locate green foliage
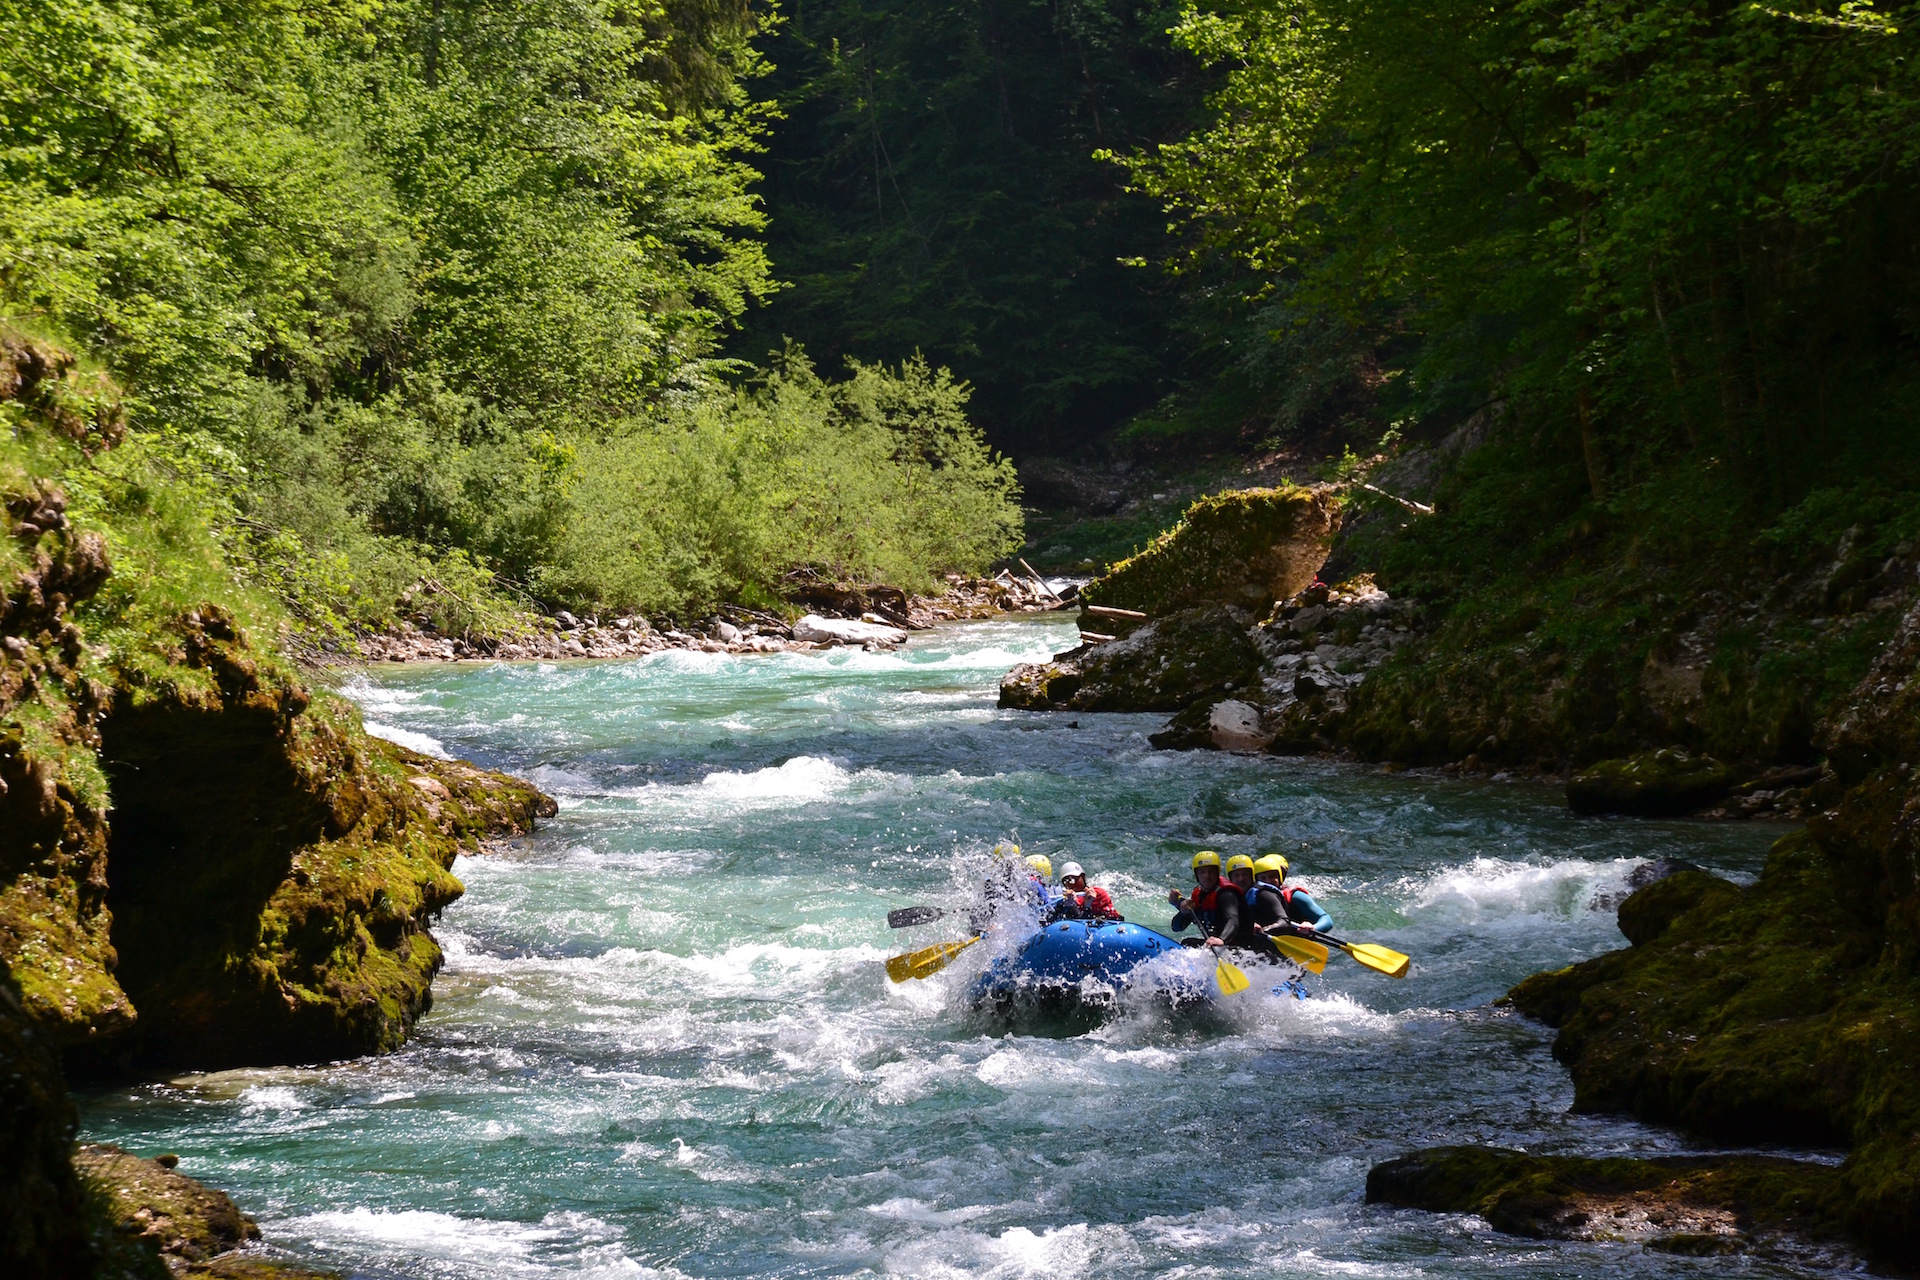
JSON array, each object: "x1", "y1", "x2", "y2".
[
  {"x1": 1119, "y1": 0, "x2": 1920, "y2": 503},
  {"x1": 738, "y1": 0, "x2": 1205, "y2": 450},
  {"x1": 541, "y1": 352, "x2": 1023, "y2": 615},
  {"x1": 2, "y1": 0, "x2": 1018, "y2": 632}
]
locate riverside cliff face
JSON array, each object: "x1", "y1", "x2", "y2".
[
  {"x1": 2, "y1": 330, "x2": 555, "y2": 1274},
  {"x1": 1496, "y1": 594, "x2": 1920, "y2": 1260}
]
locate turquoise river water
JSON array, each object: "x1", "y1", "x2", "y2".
[{"x1": 79, "y1": 617, "x2": 1844, "y2": 1278}]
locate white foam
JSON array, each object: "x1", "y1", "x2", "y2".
[
  {"x1": 283, "y1": 1206, "x2": 677, "y2": 1278},
  {"x1": 240, "y1": 1085, "x2": 309, "y2": 1112},
  {"x1": 695, "y1": 755, "x2": 852, "y2": 801},
  {"x1": 1401, "y1": 855, "x2": 1640, "y2": 925},
  {"x1": 360, "y1": 721, "x2": 450, "y2": 758},
  {"x1": 879, "y1": 1221, "x2": 1141, "y2": 1279}
]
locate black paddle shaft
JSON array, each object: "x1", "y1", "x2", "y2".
[{"x1": 887, "y1": 905, "x2": 946, "y2": 928}]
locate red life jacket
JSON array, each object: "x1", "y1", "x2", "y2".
[
  {"x1": 1188, "y1": 883, "x2": 1230, "y2": 929},
  {"x1": 1065, "y1": 886, "x2": 1117, "y2": 917}
]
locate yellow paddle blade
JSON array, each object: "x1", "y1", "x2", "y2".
[
  {"x1": 885, "y1": 936, "x2": 981, "y2": 983},
  {"x1": 1214, "y1": 955, "x2": 1251, "y2": 996},
  {"x1": 1338, "y1": 940, "x2": 1411, "y2": 979},
  {"x1": 1269, "y1": 935, "x2": 1329, "y2": 974}
]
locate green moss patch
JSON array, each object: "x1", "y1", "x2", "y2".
[{"x1": 1080, "y1": 486, "x2": 1339, "y2": 617}]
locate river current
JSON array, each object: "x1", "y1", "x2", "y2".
[{"x1": 79, "y1": 617, "x2": 1830, "y2": 1278}]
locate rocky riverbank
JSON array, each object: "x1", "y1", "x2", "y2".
[
  {"x1": 2, "y1": 331, "x2": 557, "y2": 1276},
  {"x1": 1008, "y1": 470, "x2": 1920, "y2": 1261},
  {"x1": 1366, "y1": 596, "x2": 1920, "y2": 1265},
  {"x1": 350, "y1": 570, "x2": 1065, "y2": 663}
]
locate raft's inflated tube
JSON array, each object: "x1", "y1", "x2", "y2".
[{"x1": 967, "y1": 919, "x2": 1213, "y2": 1010}]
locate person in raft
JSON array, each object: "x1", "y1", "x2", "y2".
[
  {"x1": 1247, "y1": 853, "x2": 1334, "y2": 940},
  {"x1": 1044, "y1": 861, "x2": 1123, "y2": 923},
  {"x1": 975, "y1": 843, "x2": 1052, "y2": 931},
  {"x1": 1023, "y1": 854, "x2": 1058, "y2": 908},
  {"x1": 1167, "y1": 851, "x2": 1244, "y2": 949}
]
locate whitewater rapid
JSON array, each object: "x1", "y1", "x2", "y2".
[{"x1": 79, "y1": 618, "x2": 1818, "y2": 1278}]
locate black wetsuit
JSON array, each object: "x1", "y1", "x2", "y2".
[{"x1": 1171, "y1": 883, "x2": 1243, "y2": 945}]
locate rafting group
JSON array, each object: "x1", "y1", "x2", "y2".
[{"x1": 884, "y1": 844, "x2": 1409, "y2": 1012}]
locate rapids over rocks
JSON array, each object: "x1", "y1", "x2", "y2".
[{"x1": 74, "y1": 617, "x2": 1825, "y2": 1278}]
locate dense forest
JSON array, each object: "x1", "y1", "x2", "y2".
[
  {"x1": 736, "y1": 0, "x2": 1206, "y2": 450},
  {"x1": 4, "y1": 0, "x2": 1023, "y2": 639},
  {"x1": 6, "y1": 0, "x2": 1919, "y2": 642}
]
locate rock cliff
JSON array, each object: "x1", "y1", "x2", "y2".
[
  {"x1": 2, "y1": 329, "x2": 556, "y2": 1274},
  {"x1": 1495, "y1": 596, "x2": 1920, "y2": 1261}
]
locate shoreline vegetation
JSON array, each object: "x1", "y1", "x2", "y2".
[{"x1": 5, "y1": 0, "x2": 1920, "y2": 1272}]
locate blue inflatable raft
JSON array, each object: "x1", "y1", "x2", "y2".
[{"x1": 967, "y1": 919, "x2": 1213, "y2": 1012}]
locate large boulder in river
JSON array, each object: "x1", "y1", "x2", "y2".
[
  {"x1": 1080, "y1": 485, "x2": 1340, "y2": 616},
  {"x1": 792, "y1": 614, "x2": 908, "y2": 648},
  {"x1": 1000, "y1": 605, "x2": 1260, "y2": 712},
  {"x1": 1566, "y1": 748, "x2": 1733, "y2": 816}
]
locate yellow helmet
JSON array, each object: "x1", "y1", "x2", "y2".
[
  {"x1": 1190, "y1": 850, "x2": 1222, "y2": 870},
  {"x1": 1254, "y1": 854, "x2": 1290, "y2": 878},
  {"x1": 1224, "y1": 854, "x2": 1256, "y2": 875},
  {"x1": 1024, "y1": 854, "x2": 1053, "y2": 880}
]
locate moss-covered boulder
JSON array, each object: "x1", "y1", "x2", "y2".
[
  {"x1": 75, "y1": 1144, "x2": 259, "y2": 1267},
  {"x1": 81, "y1": 607, "x2": 555, "y2": 1069},
  {"x1": 999, "y1": 606, "x2": 1261, "y2": 713},
  {"x1": 75, "y1": 1143, "x2": 339, "y2": 1278},
  {"x1": 1367, "y1": 1145, "x2": 1844, "y2": 1252},
  {"x1": 1615, "y1": 869, "x2": 1741, "y2": 947},
  {"x1": 1079, "y1": 486, "x2": 1339, "y2": 617},
  {"x1": 1566, "y1": 749, "x2": 1734, "y2": 816},
  {"x1": 3, "y1": 330, "x2": 557, "y2": 1072}
]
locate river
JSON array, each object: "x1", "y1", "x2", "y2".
[{"x1": 79, "y1": 616, "x2": 1828, "y2": 1278}]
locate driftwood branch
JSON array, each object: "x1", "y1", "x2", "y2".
[{"x1": 1360, "y1": 483, "x2": 1435, "y2": 515}]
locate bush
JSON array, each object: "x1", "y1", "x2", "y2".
[{"x1": 538, "y1": 352, "x2": 1023, "y2": 616}]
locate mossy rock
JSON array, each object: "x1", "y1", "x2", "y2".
[
  {"x1": 1566, "y1": 749, "x2": 1734, "y2": 816},
  {"x1": 75, "y1": 1144, "x2": 260, "y2": 1264},
  {"x1": 1617, "y1": 869, "x2": 1742, "y2": 946},
  {"x1": 0, "y1": 976, "x2": 94, "y2": 1271},
  {"x1": 999, "y1": 607, "x2": 1261, "y2": 714},
  {"x1": 1066, "y1": 606, "x2": 1261, "y2": 712},
  {"x1": 997, "y1": 658, "x2": 1085, "y2": 710},
  {"x1": 85, "y1": 630, "x2": 556, "y2": 1069},
  {"x1": 1080, "y1": 486, "x2": 1339, "y2": 617},
  {"x1": 1367, "y1": 1145, "x2": 1845, "y2": 1248},
  {"x1": 1504, "y1": 823, "x2": 1920, "y2": 1262}
]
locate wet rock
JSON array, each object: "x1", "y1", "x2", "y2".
[
  {"x1": 76, "y1": 1142, "x2": 261, "y2": 1264},
  {"x1": 792, "y1": 614, "x2": 908, "y2": 648},
  {"x1": 1502, "y1": 593, "x2": 1920, "y2": 1264},
  {"x1": 1567, "y1": 749, "x2": 1734, "y2": 816},
  {"x1": 1366, "y1": 1145, "x2": 1843, "y2": 1254},
  {"x1": 1614, "y1": 869, "x2": 1741, "y2": 947},
  {"x1": 1001, "y1": 606, "x2": 1259, "y2": 713},
  {"x1": 1206, "y1": 699, "x2": 1272, "y2": 752},
  {"x1": 1080, "y1": 485, "x2": 1340, "y2": 616}
]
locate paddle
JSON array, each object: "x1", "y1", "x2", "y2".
[
  {"x1": 886, "y1": 905, "x2": 946, "y2": 929},
  {"x1": 884, "y1": 935, "x2": 981, "y2": 983},
  {"x1": 1308, "y1": 931, "x2": 1411, "y2": 979},
  {"x1": 1267, "y1": 933, "x2": 1330, "y2": 975},
  {"x1": 1211, "y1": 950, "x2": 1252, "y2": 996}
]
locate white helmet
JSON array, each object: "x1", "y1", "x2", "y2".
[{"x1": 1058, "y1": 861, "x2": 1085, "y2": 880}]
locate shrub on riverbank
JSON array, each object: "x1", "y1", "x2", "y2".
[
  {"x1": 520, "y1": 354, "x2": 1022, "y2": 616},
  {"x1": 3, "y1": 0, "x2": 1018, "y2": 641}
]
